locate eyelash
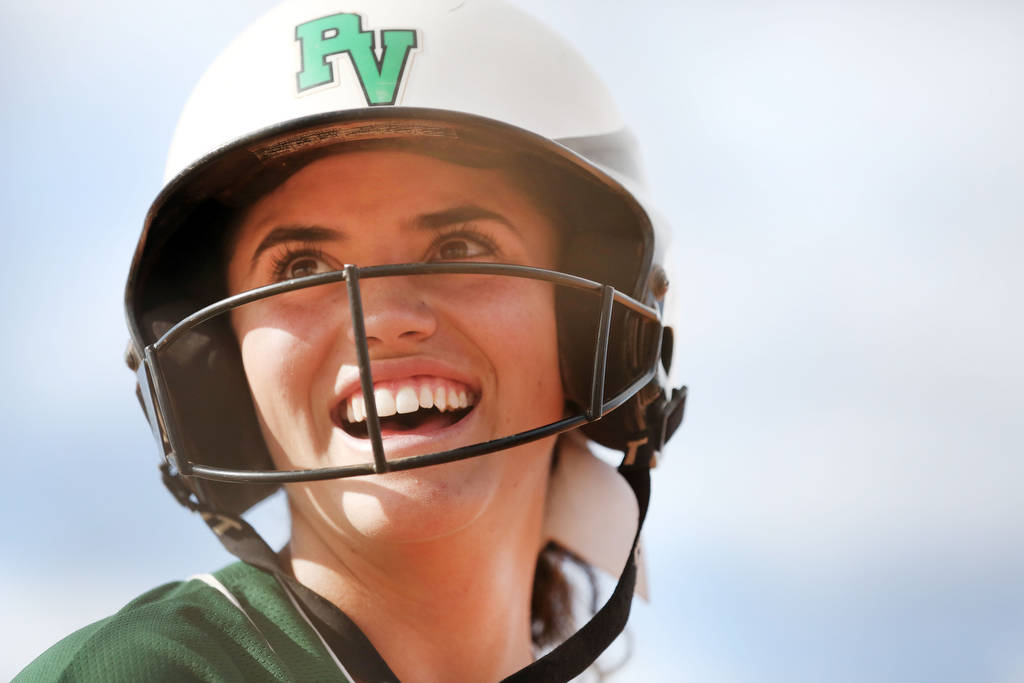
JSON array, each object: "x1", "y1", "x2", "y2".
[
  {"x1": 428, "y1": 224, "x2": 500, "y2": 261},
  {"x1": 265, "y1": 225, "x2": 502, "y2": 282},
  {"x1": 269, "y1": 244, "x2": 331, "y2": 282}
]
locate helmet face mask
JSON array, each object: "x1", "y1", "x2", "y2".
[{"x1": 141, "y1": 260, "x2": 663, "y2": 487}]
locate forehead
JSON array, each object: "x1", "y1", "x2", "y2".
[{"x1": 233, "y1": 149, "x2": 558, "y2": 240}]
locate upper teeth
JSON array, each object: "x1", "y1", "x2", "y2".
[{"x1": 344, "y1": 380, "x2": 475, "y2": 423}]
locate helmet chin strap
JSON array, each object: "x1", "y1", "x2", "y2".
[
  {"x1": 504, "y1": 381, "x2": 687, "y2": 679},
  {"x1": 504, "y1": 452, "x2": 652, "y2": 682},
  {"x1": 164, "y1": 463, "x2": 403, "y2": 681},
  {"x1": 543, "y1": 432, "x2": 649, "y2": 600}
]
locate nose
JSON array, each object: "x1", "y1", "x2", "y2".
[{"x1": 348, "y1": 276, "x2": 437, "y2": 346}]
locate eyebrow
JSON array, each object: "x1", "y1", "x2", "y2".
[
  {"x1": 415, "y1": 204, "x2": 519, "y2": 236},
  {"x1": 250, "y1": 225, "x2": 342, "y2": 267},
  {"x1": 247, "y1": 204, "x2": 519, "y2": 269}
]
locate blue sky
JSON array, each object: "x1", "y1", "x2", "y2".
[{"x1": 2, "y1": 1, "x2": 1022, "y2": 680}]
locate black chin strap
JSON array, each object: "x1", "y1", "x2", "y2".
[
  {"x1": 502, "y1": 457, "x2": 652, "y2": 682},
  {"x1": 165, "y1": 438, "x2": 658, "y2": 683},
  {"x1": 164, "y1": 465, "x2": 400, "y2": 682}
]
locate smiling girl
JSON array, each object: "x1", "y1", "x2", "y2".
[{"x1": 17, "y1": 1, "x2": 685, "y2": 681}]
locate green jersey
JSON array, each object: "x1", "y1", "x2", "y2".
[{"x1": 15, "y1": 562, "x2": 354, "y2": 682}]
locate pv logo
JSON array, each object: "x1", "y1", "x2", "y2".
[{"x1": 296, "y1": 13, "x2": 417, "y2": 106}]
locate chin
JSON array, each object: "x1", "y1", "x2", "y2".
[
  {"x1": 287, "y1": 439, "x2": 554, "y2": 545},
  {"x1": 287, "y1": 453, "x2": 502, "y2": 544}
]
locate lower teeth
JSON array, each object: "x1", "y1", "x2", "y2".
[{"x1": 343, "y1": 406, "x2": 472, "y2": 438}]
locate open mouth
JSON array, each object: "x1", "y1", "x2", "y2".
[{"x1": 334, "y1": 377, "x2": 477, "y2": 438}]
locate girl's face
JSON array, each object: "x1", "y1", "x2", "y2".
[{"x1": 227, "y1": 150, "x2": 564, "y2": 543}]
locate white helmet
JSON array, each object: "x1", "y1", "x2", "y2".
[{"x1": 125, "y1": 0, "x2": 685, "y2": 677}]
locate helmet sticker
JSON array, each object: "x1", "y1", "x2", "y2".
[{"x1": 295, "y1": 13, "x2": 417, "y2": 106}]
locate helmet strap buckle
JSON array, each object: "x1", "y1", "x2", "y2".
[
  {"x1": 621, "y1": 385, "x2": 688, "y2": 469},
  {"x1": 653, "y1": 385, "x2": 688, "y2": 452}
]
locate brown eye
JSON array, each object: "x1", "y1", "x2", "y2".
[
  {"x1": 438, "y1": 239, "x2": 470, "y2": 260},
  {"x1": 430, "y1": 232, "x2": 495, "y2": 262},
  {"x1": 288, "y1": 257, "x2": 327, "y2": 278}
]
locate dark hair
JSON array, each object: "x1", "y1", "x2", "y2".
[{"x1": 532, "y1": 540, "x2": 597, "y2": 650}]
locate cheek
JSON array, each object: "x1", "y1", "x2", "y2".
[
  {"x1": 239, "y1": 327, "x2": 303, "y2": 397},
  {"x1": 458, "y1": 279, "x2": 563, "y2": 424},
  {"x1": 233, "y1": 308, "x2": 335, "y2": 450}
]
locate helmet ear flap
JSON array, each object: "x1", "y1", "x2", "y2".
[
  {"x1": 557, "y1": 287, "x2": 648, "y2": 450},
  {"x1": 545, "y1": 189, "x2": 665, "y2": 452},
  {"x1": 142, "y1": 302, "x2": 278, "y2": 516},
  {"x1": 555, "y1": 275, "x2": 665, "y2": 453}
]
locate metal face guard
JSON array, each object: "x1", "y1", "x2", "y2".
[{"x1": 138, "y1": 262, "x2": 662, "y2": 485}]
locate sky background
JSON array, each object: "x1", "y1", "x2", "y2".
[{"x1": 2, "y1": 0, "x2": 1022, "y2": 681}]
